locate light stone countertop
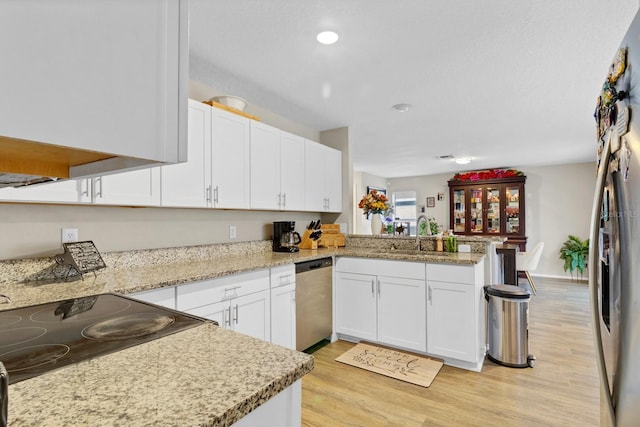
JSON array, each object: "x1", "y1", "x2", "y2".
[{"x1": 0, "y1": 237, "x2": 486, "y2": 426}]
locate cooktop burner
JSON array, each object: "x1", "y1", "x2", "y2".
[{"x1": 0, "y1": 293, "x2": 205, "y2": 384}]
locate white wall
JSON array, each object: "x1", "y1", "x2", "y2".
[
  {"x1": 0, "y1": 203, "x2": 319, "y2": 260},
  {"x1": 353, "y1": 172, "x2": 388, "y2": 234},
  {"x1": 385, "y1": 163, "x2": 596, "y2": 278},
  {"x1": 519, "y1": 162, "x2": 595, "y2": 279}
]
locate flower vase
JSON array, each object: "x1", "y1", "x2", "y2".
[{"x1": 370, "y1": 214, "x2": 382, "y2": 235}]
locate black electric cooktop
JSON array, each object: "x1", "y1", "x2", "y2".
[{"x1": 0, "y1": 293, "x2": 206, "y2": 384}]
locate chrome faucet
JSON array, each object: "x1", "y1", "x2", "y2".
[{"x1": 416, "y1": 214, "x2": 431, "y2": 248}]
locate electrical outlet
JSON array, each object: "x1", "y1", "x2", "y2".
[
  {"x1": 61, "y1": 228, "x2": 79, "y2": 243},
  {"x1": 229, "y1": 225, "x2": 237, "y2": 239}
]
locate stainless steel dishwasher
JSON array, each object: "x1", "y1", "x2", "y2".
[{"x1": 295, "y1": 257, "x2": 333, "y2": 352}]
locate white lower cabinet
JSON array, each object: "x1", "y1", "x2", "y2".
[
  {"x1": 335, "y1": 258, "x2": 426, "y2": 353},
  {"x1": 232, "y1": 380, "x2": 301, "y2": 427},
  {"x1": 129, "y1": 286, "x2": 176, "y2": 310},
  {"x1": 426, "y1": 260, "x2": 486, "y2": 371},
  {"x1": 270, "y1": 265, "x2": 296, "y2": 350},
  {"x1": 176, "y1": 270, "x2": 271, "y2": 342}
]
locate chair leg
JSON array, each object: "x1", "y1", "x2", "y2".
[{"x1": 525, "y1": 271, "x2": 537, "y2": 295}]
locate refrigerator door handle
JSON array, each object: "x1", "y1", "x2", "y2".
[{"x1": 589, "y1": 132, "x2": 615, "y2": 426}]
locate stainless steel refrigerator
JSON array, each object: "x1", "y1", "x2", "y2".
[{"x1": 590, "y1": 10, "x2": 640, "y2": 427}]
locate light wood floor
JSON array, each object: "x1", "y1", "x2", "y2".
[{"x1": 301, "y1": 277, "x2": 599, "y2": 427}]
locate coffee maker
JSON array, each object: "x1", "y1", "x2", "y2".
[{"x1": 273, "y1": 221, "x2": 301, "y2": 252}]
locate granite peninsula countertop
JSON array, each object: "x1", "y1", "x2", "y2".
[{"x1": 0, "y1": 237, "x2": 487, "y2": 426}]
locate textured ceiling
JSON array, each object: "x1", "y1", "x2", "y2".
[{"x1": 189, "y1": 0, "x2": 639, "y2": 178}]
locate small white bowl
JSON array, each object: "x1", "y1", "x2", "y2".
[{"x1": 210, "y1": 95, "x2": 247, "y2": 111}]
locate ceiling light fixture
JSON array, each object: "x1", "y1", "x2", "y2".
[
  {"x1": 391, "y1": 103, "x2": 412, "y2": 112},
  {"x1": 317, "y1": 31, "x2": 339, "y2": 45},
  {"x1": 455, "y1": 157, "x2": 472, "y2": 165}
]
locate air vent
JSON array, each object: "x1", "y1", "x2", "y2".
[{"x1": 437, "y1": 155, "x2": 455, "y2": 160}]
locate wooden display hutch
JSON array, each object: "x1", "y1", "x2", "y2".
[{"x1": 448, "y1": 172, "x2": 527, "y2": 250}]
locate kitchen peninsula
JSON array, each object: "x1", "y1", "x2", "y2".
[{"x1": 0, "y1": 236, "x2": 490, "y2": 425}]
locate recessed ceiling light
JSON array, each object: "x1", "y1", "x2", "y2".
[
  {"x1": 317, "y1": 31, "x2": 339, "y2": 45},
  {"x1": 391, "y1": 103, "x2": 412, "y2": 112},
  {"x1": 455, "y1": 157, "x2": 472, "y2": 165}
]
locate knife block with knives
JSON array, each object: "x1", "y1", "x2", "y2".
[{"x1": 299, "y1": 220, "x2": 322, "y2": 250}]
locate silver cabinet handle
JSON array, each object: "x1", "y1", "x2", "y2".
[
  {"x1": 277, "y1": 193, "x2": 282, "y2": 208},
  {"x1": 428, "y1": 286, "x2": 432, "y2": 304},
  {"x1": 282, "y1": 193, "x2": 286, "y2": 208},
  {"x1": 371, "y1": 279, "x2": 375, "y2": 295},
  {"x1": 377, "y1": 279, "x2": 381, "y2": 296},
  {"x1": 206, "y1": 185, "x2": 212, "y2": 203},
  {"x1": 95, "y1": 177, "x2": 103, "y2": 198},
  {"x1": 213, "y1": 186, "x2": 219, "y2": 204},
  {"x1": 234, "y1": 304, "x2": 239, "y2": 324},
  {"x1": 225, "y1": 306, "x2": 231, "y2": 327},
  {"x1": 81, "y1": 179, "x2": 90, "y2": 197}
]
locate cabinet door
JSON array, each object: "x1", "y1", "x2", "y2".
[
  {"x1": 233, "y1": 289, "x2": 271, "y2": 342},
  {"x1": 250, "y1": 121, "x2": 281, "y2": 210},
  {"x1": 161, "y1": 99, "x2": 211, "y2": 208},
  {"x1": 505, "y1": 183, "x2": 523, "y2": 235},
  {"x1": 93, "y1": 167, "x2": 161, "y2": 206},
  {"x1": 211, "y1": 107, "x2": 250, "y2": 209},
  {"x1": 0, "y1": 179, "x2": 91, "y2": 203},
  {"x1": 304, "y1": 140, "x2": 326, "y2": 211},
  {"x1": 279, "y1": 131, "x2": 306, "y2": 211},
  {"x1": 469, "y1": 186, "x2": 484, "y2": 233},
  {"x1": 271, "y1": 283, "x2": 296, "y2": 350},
  {"x1": 485, "y1": 185, "x2": 501, "y2": 234},
  {"x1": 324, "y1": 146, "x2": 342, "y2": 212},
  {"x1": 377, "y1": 276, "x2": 427, "y2": 352},
  {"x1": 334, "y1": 272, "x2": 377, "y2": 341},
  {"x1": 451, "y1": 188, "x2": 466, "y2": 233},
  {"x1": 427, "y1": 281, "x2": 476, "y2": 362},
  {"x1": 185, "y1": 300, "x2": 228, "y2": 328},
  {"x1": 1, "y1": 0, "x2": 188, "y2": 166}
]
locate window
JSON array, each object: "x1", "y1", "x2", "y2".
[{"x1": 392, "y1": 191, "x2": 417, "y2": 235}]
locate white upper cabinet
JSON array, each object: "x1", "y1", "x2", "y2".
[
  {"x1": 0, "y1": 0, "x2": 189, "y2": 177},
  {"x1": 161, "y1": 100, "x2": 212, "y2": 208},
  {"x1": 0, "y1": 179, "x2": 91, "y2": 203},
  {"x1": 279, "y1": 131, "x2": 306, "y2": 211},
  {"x1": 250, "y1": 121, "x2": 282, "y2": 210},
  {"x1": 92, "y1": 167, "x2": 161, "y2": 206},
  {"x1": 324, "y1": 145, "x2": 343, "y2": 212},
  {"x1": 250, "y1": 124, "x2": 305, "y2": 211},
  {"x1": 211, "y1": 107, "x2": 251, "y2": 209},
  {"x1": 304, "y1": 140, "x2": 342, "y2": 212}
]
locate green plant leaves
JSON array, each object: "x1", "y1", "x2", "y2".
[{"x1": 559, "y1": 235, "x2": 589, "y2": 276}]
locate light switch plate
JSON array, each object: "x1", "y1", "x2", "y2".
[{"x1": 458, "y1": 244, "x2": 471, "y2": 253}]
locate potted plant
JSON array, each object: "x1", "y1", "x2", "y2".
[{"x1": 559, "y1": 235, "x2": 590, "y2": 280}]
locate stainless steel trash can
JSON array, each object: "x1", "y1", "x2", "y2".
[{"x1": 485, "y1": 284, "x2": 535, "y2": 368}]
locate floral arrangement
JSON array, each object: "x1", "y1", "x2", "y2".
[
  {"x1": 451, "y1": 169, "x2": 523, "y2": 182},
  {"x1": 359, "y1": 190, "x2": 391, "y2": 216}
]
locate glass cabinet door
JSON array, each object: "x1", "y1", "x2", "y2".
[
  {"x1": 486, "y1": 186, "x2": 501, "y2": 234},
  {"x1": 470, "y1": 187, "x2": 483, "y2": 233},
  {"x1": 452, "y1": 189, "x2": 466, "y2": 232},
  {"x1": 505, "y1": 185, "x2": 521, "y2": 234}
]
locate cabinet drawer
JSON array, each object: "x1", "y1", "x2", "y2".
[
  {"x1": 336, "y1": 257, "x2": 425, "y2": 280},
  {"x1": 426, "y1": 263, "x2": 480, "y2": 284},
  {"x1": 130, "y1": 286, "x2": 176, "y2": 310},
  {"x1": 270, "y1": 264, "x2": 296, "y2": 288},
  {"x1": 177, "y1": 270, "x2": 269, "y2": 311}
]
